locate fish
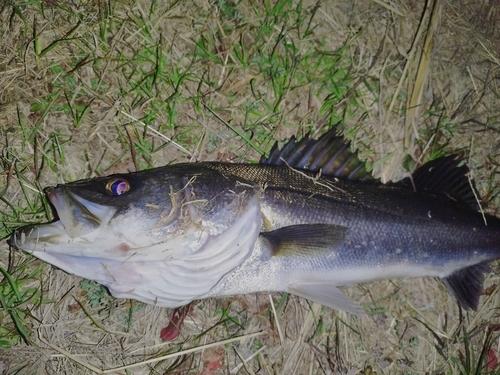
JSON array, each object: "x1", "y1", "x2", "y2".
[{"x1": 11, "y1": 128, "x2": 500, "y2": 315}]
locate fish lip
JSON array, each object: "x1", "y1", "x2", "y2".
[{"x1": 10, "y1": 220, "x2": 67, "y2": 253}]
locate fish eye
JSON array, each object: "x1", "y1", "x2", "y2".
[{"x1": 106, "y1": 179, "x2": 130, "y2": 196}]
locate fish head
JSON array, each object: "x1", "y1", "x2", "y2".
[
  {"x1": 11, "y1": 165, "x2": 263, "y2": 306},
  {"x1": 12, "y1": 169, "x2": 191, "y2": 261}
]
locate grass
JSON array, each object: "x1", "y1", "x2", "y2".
[{"x1": 1, "y1": 0, "x2": 500, "y2": 374}]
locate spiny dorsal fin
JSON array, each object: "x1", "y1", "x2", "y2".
[
  {"x1": 260, "y1": 127, "x2": 374, "y2": 181},
  {"x1": 400, "y1": 155, "x2": 481, "y2": 211},
  {"x1": 441, "y1": 262, "x2": 490, "y2": 310},
  {"x1": 260, "y1": 224, "x2": 347, "y2": 257}
]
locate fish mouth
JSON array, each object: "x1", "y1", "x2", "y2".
[
  {"x1": 45, "y1": 186, "x2": 107, "y2": 238},
  {"x1": 12, "y1": 186, "x2": 117, "y2": 251}
]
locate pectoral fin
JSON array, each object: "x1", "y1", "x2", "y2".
[
  {"x1": 289, "y1": 281, "x2": 364, "y2": 316},
  {"x1": 261, "y1": 224, "x2": 358, "y2": 314},
  {"x1": 260, "y1": 224, "x2": 347, "y2": 257}
]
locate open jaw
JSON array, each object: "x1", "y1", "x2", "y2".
[
  {"x1": 44, "y1": 186, "x2": 117, "y2": 238},
  {"x1": 12, "y1": 186, "x2": 118, "y2": 254}
]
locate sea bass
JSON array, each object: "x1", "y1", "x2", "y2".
[{"x1": 12, "y1": 129, "x2": 500, "y2": 314}]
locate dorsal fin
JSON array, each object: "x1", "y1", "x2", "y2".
[
  {"x1": 260, "y1": 127, "x2": 374, "y2": 181},
  {"x1": 399, "y1": 155, "x2": 481, "y2": 211}
]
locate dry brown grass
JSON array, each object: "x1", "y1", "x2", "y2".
[{"x1": 1, "y1": 0, "x2": 500, "y2": 374}]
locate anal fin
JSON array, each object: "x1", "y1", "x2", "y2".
[
  {"x1": 441, "y1": 262, "x2": 491, "y2": 310},
  {"x1": 289, "y1": 281, "x2": 364, "y2": 316}
]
